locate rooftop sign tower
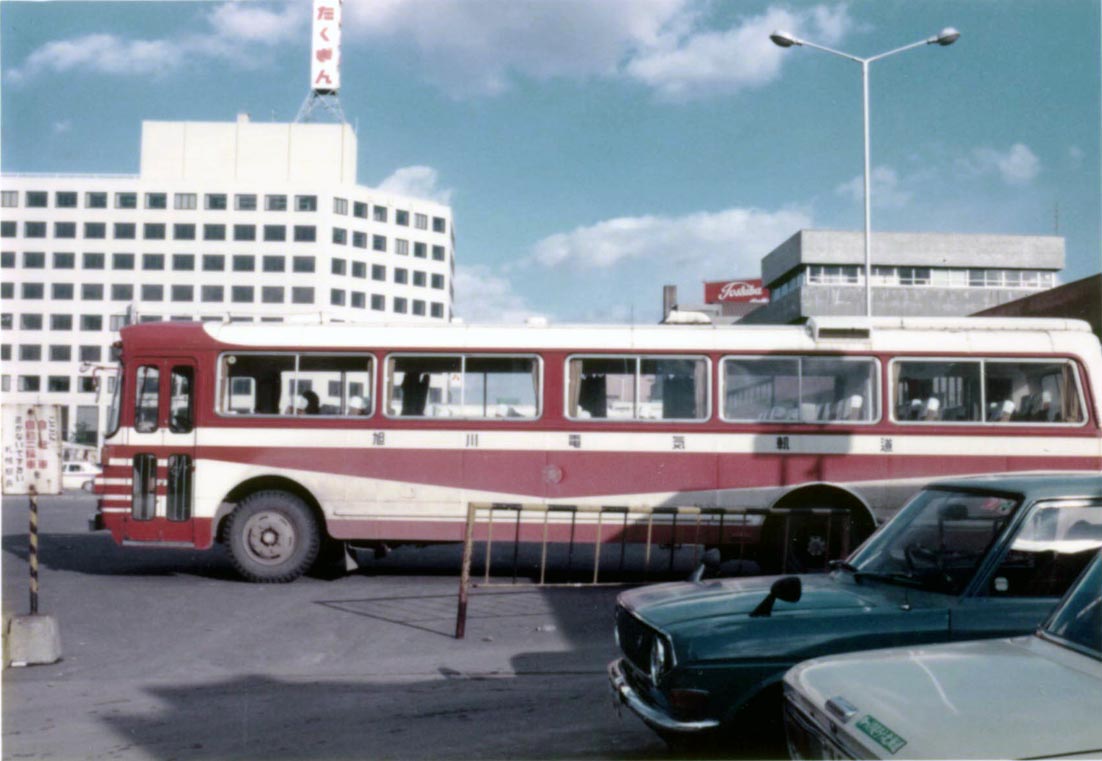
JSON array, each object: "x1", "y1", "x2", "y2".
[{"x1": 295, "y1": 0, "x2": 346, "y2": 123}]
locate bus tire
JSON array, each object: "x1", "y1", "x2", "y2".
[{"x1": 226, "y1": 490, "x2": 320, "y2": 583}]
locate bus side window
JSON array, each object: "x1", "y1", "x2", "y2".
[
  {"x1": 893, "y1": 361, "x2": 981, "y2": 423},
  {"x1": 984, "y1": 360, "x2": 1084, "y2": 424},
  {"x1": 134, "y1": 365, "x2": 159, "y2": 433},
  {"x1": 170, "y1": 366, "x2": 194, "y2": 433},
  {"x1": 220, "y1": 354, "x2": 295, "y2": 415}
]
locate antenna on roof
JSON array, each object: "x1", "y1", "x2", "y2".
[{"x1": 295, "y1": 0, "x2": 347, "y2": 124}]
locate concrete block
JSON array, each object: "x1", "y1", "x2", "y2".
[{"x1": 5, "y1": 614, "x2": 62, "y2": 667}]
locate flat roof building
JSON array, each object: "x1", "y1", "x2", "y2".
[
  {"x1": 742, "y1": 229, "x2": 1063, "y2": 324},
  {"x1": 1, "y1": 115, "x2": 456, "y2": 448}
]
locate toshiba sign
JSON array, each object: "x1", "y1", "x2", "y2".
[{"x1": 704, "y1": 279, "x2": 769, "y2": 303}]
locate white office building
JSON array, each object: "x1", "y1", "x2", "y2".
[{"x1": 1, "y1": 115, "x2": 456, "y2": 447}]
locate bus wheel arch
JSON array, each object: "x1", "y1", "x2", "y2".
[
  {"x1": 759, "y1": 483, "x2": 877, "y2": 574},
  {"x1": 218, "y1": 477, "x2": 327, "y2": 583}
]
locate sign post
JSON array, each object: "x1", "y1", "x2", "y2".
[{"x1": 2, "y1": 404, "x2": 63, "y2": 667}]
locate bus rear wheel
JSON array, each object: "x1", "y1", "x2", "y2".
[{"x1": 227, "y1": 491, "x2": 320, "y2": 583}]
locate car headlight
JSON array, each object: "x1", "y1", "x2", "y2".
[{"x1": 649, "y1": 636, "x2": 669, "y2": 684}]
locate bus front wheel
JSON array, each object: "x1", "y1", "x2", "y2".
[{"x1": 226, "y1": 491, "x2": 320, "y2": 583}]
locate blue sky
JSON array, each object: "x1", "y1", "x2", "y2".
[{"x1": 2, "y1": 0, "x2": 1099, "y2": 323}]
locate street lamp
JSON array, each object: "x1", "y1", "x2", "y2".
[{"x1": 770, "y1": 27, "x2": 959, "y2": 317}]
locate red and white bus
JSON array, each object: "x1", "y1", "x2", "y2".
[{"x1": 91, "y1": 316, "x2": 1102, "y2": 581}]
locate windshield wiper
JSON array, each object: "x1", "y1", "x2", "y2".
[{"x1": 830, "y1": 559, "x2": 859, "y2": 574}]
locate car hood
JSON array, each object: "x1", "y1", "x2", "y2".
[
  {"x1": 618, "y1": 573, "x2": 887, "y2": 631},
  {"x1": 786, "y1": 635, "x2": 1102, "y2": 759}
]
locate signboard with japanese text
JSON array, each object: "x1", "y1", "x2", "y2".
[
  {"x1": 311, "y1": 0, "x2": 342, "y2": 93},
  {"x1": 703, "y1": 278, "x2": 769, "y2": 304},
  {"x1": 2, "y1": 405, "x2": 62, "y2": 495}
]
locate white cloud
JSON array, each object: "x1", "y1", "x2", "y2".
[
  {"x1": 835, "y1": 165, "x2": 912, "y2": 209},
  {"x1": 52, "y1": 120, "x2": 72, "y2": 134},
  {"x1": 530, "y1": 206, "x2": 811, "y2": 272},
  {"x1": 453, "y1": 264, "x2": 546, "y2": 324},
  {"x1": 343, "y1": 0, "x2": 689, "y2": 97},
  {"x1": 1068, "y1": 145, "x2": 1084, "y2": 167},
  {"x1": 376, "y1": 166, "x2": 453, "y2": 205},
  {"x1": 6, "y1": 2, "x2": 306, "y2": 83},
  {"x1": 625, "y1": 4, "x2": 854, "y2": 101},
  {"x1": 959, "y1": 143, "x2": 1041, "y2": 186}
]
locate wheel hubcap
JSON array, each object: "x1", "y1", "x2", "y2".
[{"x1": 242, "y1": 512, "x2": 296, "y2": 565}]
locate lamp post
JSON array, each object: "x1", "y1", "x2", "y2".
[{"x1": 770, "y1": 28, "x2": 959, "y2": 317}]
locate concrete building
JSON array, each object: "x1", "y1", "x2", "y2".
[
  {"x1": 742, "y1": 229, "x2": 1062, "y2": 324},
  {"x1": 1, "y1": 115, "x2": 456, "y2": 447}
]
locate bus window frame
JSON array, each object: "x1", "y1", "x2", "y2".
[
  {"x1": 382, "y1": 352, "x2": 544, "y2": 422},
  {"x1": 214, "y1": 350, "x2": 377, "y2": 419},
  {"x1": 889, "y1": 356, "x2": 1090, "y2": 428},
  {"x1": 563, "y1": 353, "x2": 713, "y2": 424},
  {"x1": 717, "y1": 354, "x2": 882, "y2": 425}
]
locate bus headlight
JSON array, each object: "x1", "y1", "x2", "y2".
[{"x1": 649, "y1": 636, "x2": 670, "y2": 684}]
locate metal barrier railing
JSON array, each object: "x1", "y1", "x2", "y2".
[{"x1": 454, "y1": 501, "x2": 854, "y2": 638}]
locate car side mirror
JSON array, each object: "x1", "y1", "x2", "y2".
[{"x1": 750, "y1": 576, "x2": 802, "y2": 618}]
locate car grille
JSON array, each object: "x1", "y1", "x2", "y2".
[
  {"x1": 784, "y1": 696, "x2": 856, "y2": 760},
  {"x1": 615, "y1": 605, "x2": 657, "y2": 674}
]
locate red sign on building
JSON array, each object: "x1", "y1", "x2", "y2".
[{"x1": 703, "y1": 279, "x2": 769, "y2": 304}]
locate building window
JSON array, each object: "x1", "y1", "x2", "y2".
[
  {"x1": 172, "y1": 254, "x2": 195, "y2": 271},
  {"x1": 51, "y1": 283, "x2": 74, "y2": 300},
  {"x1": 262, "y1": 255, "x2": 285, "y2": 272},
  {"x1": 351, "y1": 291, "x2": 365, "y2": 309},
  {"x1": 331, "y1": 258, "x2": 347, "y2": 276},
  {"x1": 206, "y1": 193, "x2": 228, "y2": 210},
  {"x1": 432, "y1": 217, "x2": 446, "y2": 234},
  {"x1": 414, "y1": 213, "x2": 428, "y2": 230},
  {"x1": 333, "y1": 197, "x2": 348, "y2": 215},
  {"x1": 174, "y1": 223, "x2": 196, "y2": 241},
  {"x1": 413, "y1": 242, "x2": 427, "y2": 258},
  {"x1": 0, "y1": 221, "x2": 16, "y2": 238},
  {"x1": 83, "y1": 252, "x2": 105, "y2": 269},
  {"x1": 19, "y1": 376, "x2": 41, "y2": 392},
  {"x1": 174, "y1": 193, "x2": 197, "y2": 210},
  {"x1": 353, "y1": 201, "x2": 368, "y2": 219},
  {"x1": 116, "y1": 192, "x2": 137, "y2": 209},
  {"x1": 24, "y1": 251, "x2": 46, "y2": 268},
  {"x1": 21, "y1": 314, "x2": 43, "y2": 330},
  {"x1": 23, "y1": 283, "x2": 46, "y2": 299},
  {"x1": 171, "y1": 285, "x2": 194, "y2": 302},
  {"x1": 142, "y1": 284, "x2": 164, "y2": 301},
  {"x1": 395, "y1": 239, "x2": 409, "y2": 256},
  {"x1": 48, "y1": 376, "x2": 71, "y2": 393},
  {"x1": 20, "y1": 345, "x2": 42, "y2": 361},
  {"x1": 295, "y1": 195, "x2": 317, "y2": 212},
  {"x1": 109, "y1": 312, "x2": 127, "y2": 331},
  {"x1": 233, "y1": 255, "x2": 255, "y2": 272},
  {"x1": 54, "y1": 191, "x2": 77, "y2": 208},
  {"x1": 233, "y1": 224, "x2": 256, "y2": 242},
  {"x1": 352, "y1": 231, "x2": 367, "y2": 249},
  {"x1": 394, "y1": 268, "x2": 408, "y2": 285},
  {"x1": 112, "y1": 253, "x2": 135, "y2": 270},
  {"x1": 372, "y1": 235, "x2": 387, "y2": 252},
  {"x1": 293, "y1": 225, "x2": 316, "y2": 242},
  {"x1": 0, "y1": 252, "x2": 12, "y2": 268},
  {"x1": 49, "y1": 345, "x2": 71, "y2": 361},
  {"x1": 113, "y1": 222, "x2": 136, "y2": 240},
  {"x1": 235, "y1": 194, "x2": 257, "y2": 211},
  {"x1": 86, "y1": 192, "x2": 108, "y2": 209},
  {"x1": 25, "y1": 222, "x2": 47, "y2": 238},
  {"x1": 330, "y1": 289, "x2": 346, "y2": 306},
  {"x1": 145, "y1": 192, "x2": 167, "y2": 210},
  {"x1": 142, "y1": 253, "x2": 165, "y2": 270},
  {"x1": 202, "y1": 254, "x2": 225, "y2": 272},
  {"x1": 373, "y1": 206, "x2": 388, "y2": 222},
  {"x1": 79, "y1": 377, "x2": 97, "y2": 393},
  {"x1": 79, "y1": 345, "x2": 101, "y2": 362},
  {"x1": 352, "y1": 261, "x2": 367, "y2": 279},
  {"x1": 394, "y1": 297, "x2": 408, "y2": 314},
  {"x1": 431, "y1": 302, "x2": 444, "y2": 319},
  {"x1": 203, "y1": 223, "x2": 226, "y2": 241},
  {"x1": 201, "y1": 285, "x2": 224, "y2": 302},
  {"x1": 1, "y1": 190, "x2": 18, "y2": 207},
  {"x1": 291, "y1": 287, "x2": 314, "y2": 304},
  {"x1": 431, "y1": 273, "x2": 445, "y2": 289},
  {"x1": 54, "y1": 222, "x2": 77, "y2": 239},
  {"x1": 332, "y1": 227, "x2": 347, "y2": 245},
  {"x1": 265, "y1": 194, "x2": 287, "y2": 211},
  {"x1": 80, "y1": 314, "x2": 103, "y2": 331},
  {"x1": 232, "y1": 286, "x2": 254, "y2": 303},
  {"x1": 371, "y1": 264, "x2": 385, "y2": 281},
  {"x1": 84, "y1": 222, "x2": 106, "y2": 239},
  {"x1": 53, "y1": 252, "x2": 76, "y2": 269},
  {"x1": 263, "y1": 225, "x2": 286, "y2": 242},
  {"x1": 371, "y1": 294, "x2": 385, "y2": 311},
  {"x1": 262, "y1": 286, "x2": 284, "y2": 304},
  {"x1": 413, "y1": 271, "x2": 426, "y2": 287},
  {"x1": 292, "y1": 256, "x2": 315, "y2": 273},
  {"x1": 111, "y1": 284, "x2": 134, "y2": 301},
  {"x1": 26, "y1": 191, "x2": 48, "y2": 208},
  {"x1": 52, "y1": 315, "x2": 73, "y2": 330},
  {"x1": 412, "y1": 300, "x2": 426, "y2": 316},
  {"x1": 396, "y1": 210, "x2": 409, "y2": 226}
]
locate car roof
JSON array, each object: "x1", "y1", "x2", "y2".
[{"x1": 927, "y1": 472, "x2": 1102, "y2": 501}]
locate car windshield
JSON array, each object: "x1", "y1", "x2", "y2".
[
  {"x1": 1042, "y1": 551, "x2": 1102, "y2": 659},
  {"x1": 848, "y1": 487, "x2": 1019, "y2": 594}
]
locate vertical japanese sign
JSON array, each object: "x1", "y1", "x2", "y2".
[
  {"x1": 2, "y1": 405, "x2": 62, "y2": 495},
  {"x1": 311, "y1": 0, "x2": 342, "y2": 93}
]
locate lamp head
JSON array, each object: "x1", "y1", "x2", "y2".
[
  {"x1": 933, "y1": 27, "x2": 960, "y2": 46},
  {"x1": 770, "y1": 30, "x2": 801, "y2": 48}
]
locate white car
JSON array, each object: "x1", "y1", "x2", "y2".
[
  {"x1": 62, "y1": 461, "x2": 101, "y2": 491},
  {"x1": 783, "y1": 550, "x2": 1102, "y2": 760}
]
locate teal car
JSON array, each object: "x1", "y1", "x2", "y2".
[{"x1": 609, "y1": 473, "x2": 1102, "y2": 746}]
